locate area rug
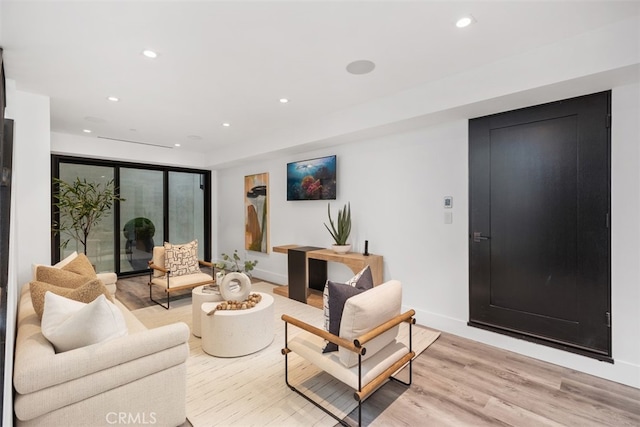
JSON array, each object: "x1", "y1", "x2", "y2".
[{"x1": 132, "y1": 282, "x2": 441, "y2": 426}]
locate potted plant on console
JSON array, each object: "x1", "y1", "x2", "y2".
[{"x1": 324, "y1": 202, "x2": 351, "y2": 254}]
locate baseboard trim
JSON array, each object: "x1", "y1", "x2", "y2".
[{"x1": 409, "y1": 306, "x2": 640, "y2": 389}]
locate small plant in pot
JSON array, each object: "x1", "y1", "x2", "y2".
[
  {"x1": 324, "y1": 202, "x2": 351, "y2": 254},
  {"x1": 214, "y1": 249, "x2": 258, "y2": 278}
]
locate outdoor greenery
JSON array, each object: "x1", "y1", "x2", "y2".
[{"x1": 53, "y1": 177, "x2": 125, "y2": 255}]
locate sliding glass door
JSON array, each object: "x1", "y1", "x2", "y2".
[
  {"x1": 53, "y1": 156, "x2": 211, "y2": 276},
  {"x1": 58, "y1": 163, "x2": 115, "y2": 273},
  {"x1": 168, "y1": 171, "x2": 206, "y2": 259},
  {"x1": 120, "y1": 168, "x2": 164, "y2": 273}
]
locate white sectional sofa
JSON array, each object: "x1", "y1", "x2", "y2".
[{"x1": 13, "y1": 266, "x2": 190, "y2": 426}]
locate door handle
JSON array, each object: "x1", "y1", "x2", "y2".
[{"x1": 473, "y1": 232, "x2": 491, "y2": 243}]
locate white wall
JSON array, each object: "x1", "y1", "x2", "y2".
[
  {"x1": 3, "y1": 80, "x2": 51, "y2": 427},
  {"x1": 216, "y1": 82, "x2": 640, "y2": 389}
]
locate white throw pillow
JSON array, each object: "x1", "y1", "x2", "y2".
[
  {"x1": 41, "y1": 291, "x2": 128, "y2": 353},
  {"x1": 338, "y1": 280, "x2": 402, "y2": 368}
]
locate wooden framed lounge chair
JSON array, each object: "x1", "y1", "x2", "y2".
[
  {"x1": 147, "y1": 244, "x2": 215, "y2": 309},
  {"x1": 281, "y1": 280, "x2": 414, "y2": 426}
]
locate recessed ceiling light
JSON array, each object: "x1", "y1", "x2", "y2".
[
  {"x1": 142, "y1": 49, "x2": 158, "y2": 59},
  {"x1": 279, "y1": 98, "x2": 289, "y2": 104},
  {"x1": 174, "y1": 143, "x2": 181, "y2": 147},
  {"x1": 456, "y1": 16, "x2": 474, "y2": 28},
  {"x1": 222, "y1": 123, "x2": 230, "y2": 127},
  {"x1": 107, "y1": 96, "x2": 119, "y2": 102},
  {"x1": 346, "y1": 60, "x2": 376, "y2": 75},
  {"x1": 82, "y1": 129, "x2": 92, "y2": 133}
]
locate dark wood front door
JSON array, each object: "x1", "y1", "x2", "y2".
[{"x1": 469, "y1": 91, "x2": 611, "y2": 360}]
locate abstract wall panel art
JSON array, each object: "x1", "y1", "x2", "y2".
[{"x1": 245, "y1": 173, "x2": 269, "y2": 253}]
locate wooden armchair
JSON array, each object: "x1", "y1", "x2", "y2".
[
  {"x1": 148, "y1": 245, "x2": 215, "y2": 309},
  {"x1": 281, "y1": 280, "x2": 414, "y2": 426}
]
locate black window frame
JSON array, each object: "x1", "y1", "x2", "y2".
[{"x1": 51, "y1": 155, "x2": 212, "y2": 277}]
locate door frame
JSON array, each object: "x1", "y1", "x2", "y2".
[{"x1": 468, "y1": 91, "x2": 612, "y2": 362}]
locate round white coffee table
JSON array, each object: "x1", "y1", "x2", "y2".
[
  {"x1": 192, "y1": 285, "x2": 223, "y2": 337},
  {"x1": 201, "y1": 292, "x2": 274, "y2": 357}
]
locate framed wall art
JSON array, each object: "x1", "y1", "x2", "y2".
[
  {"x1": 245, "y1": 172, "x2": 269, "y2": 253},
  {"x1": 286, "y1": 155, "x2": 336, "y2": 201}
]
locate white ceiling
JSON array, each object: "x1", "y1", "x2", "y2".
[{"x1": 1, "y1": 1, "x2": 639, "y2": 156}]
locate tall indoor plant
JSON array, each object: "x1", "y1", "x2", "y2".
[
  {"x1": 324, "y1": 202, "x2": 351, "y2": 253},
  {"x1": 53, "y1": 177, "x2": 125, "y2": 255}
]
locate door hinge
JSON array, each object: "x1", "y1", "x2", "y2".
[
  {"x1": 607, "y1": 114, "x2": 612, "y2": 129},
  {"x1": 606, "y1": 312, "x2": 611, "y2": 328}
]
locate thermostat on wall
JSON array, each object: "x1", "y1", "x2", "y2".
[{"x1": 444, "y1": 196, "x2": 453, "y2": 208}]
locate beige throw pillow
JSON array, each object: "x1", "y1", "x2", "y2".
[
  {"x1": 164, "y1": 240, "x2": 201, "y2": 277},
  {"x1": 62, "y1": 253, "x2": 98, "y2": 278},
  {"x1": 36, "y1": 266, "x2": 93, "y2": 289},
  {"x1": 30, "y1": 278, "x2": 113, "y2": 319}
]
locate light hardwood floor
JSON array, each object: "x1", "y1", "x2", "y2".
[
  {"x1": 118, "y1": 277, "x2": 640, "y2": 426},
  {"x1": 342, "y1": 331, "x2": 640, "y2": 426},
  {"x1": 240, "y1": 282, "x2": 640, "y2": 426}
]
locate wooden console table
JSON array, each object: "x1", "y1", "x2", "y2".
[{"x1": 273, "y1": 244, "x2": 383, "y2": 303}]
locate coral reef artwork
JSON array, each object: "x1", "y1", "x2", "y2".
[
  {"x1": 245, "y1": 173, "x2": 269, "y2": 253},
  {"x1": 286, "y1": 155, "x2": 337, "y2": 201}
]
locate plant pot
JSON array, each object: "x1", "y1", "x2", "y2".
[{"x1": 331, "y1": 244, "x2": 351, "y2": 254}]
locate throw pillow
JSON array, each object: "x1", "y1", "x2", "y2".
[
  {"x1": 322, "y1": 281, "x2": 367, "y2": 353},
  {"x1": 54, "y1": 251, "x2": 78, "y2": 269},
  {"x1": 41, "y1": 292, "x2": 127, "y2": 353},
  {"x1": 323, "y1": 265, "x2": 374, "y2": 332},
  {"x1": 30, "y1": 278, "x2": 113, "y2": 318},
  {"x1": 61, "y1": 253, "x2": 98, "y2": 278},
  {"x1": 36, "y1": 266, "x2": 94, "y2": 289},
  {"x1": 164, "y1": 240, "x2": 201, "y2": 277},
  {"x1": 338, "y1": 280, "x2": 402, "y2": 368}
]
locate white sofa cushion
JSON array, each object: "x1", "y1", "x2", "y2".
[
  {"x1": 41, "y1": 292, "x2": 127, "y2": 353},
  {"x1": 338, "y1": 280, "x2": 402, "y2": 368},
  {"x1": 287, "y1": 331, "x2": 408, "y2": 391}
]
